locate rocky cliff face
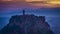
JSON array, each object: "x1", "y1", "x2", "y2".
[{"x1": 0, "y1": 14, "x2": 54, "y2": 34}]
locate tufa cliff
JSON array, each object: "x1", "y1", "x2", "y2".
[{"x1": 0, "y1": 10, "x2": 54, "y2": 34}]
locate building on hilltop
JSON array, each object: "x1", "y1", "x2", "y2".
[{"x1": 0, "y1": 10, "x2": 54, "y2": 34}]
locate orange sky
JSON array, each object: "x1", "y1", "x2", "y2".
[{"x1": 0, "y1": 0, "x2": 60, "y2": 8}]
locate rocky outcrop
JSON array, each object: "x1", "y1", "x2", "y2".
[{"x1": 0, "y1": 14, "x2": 54, "y2": 34}]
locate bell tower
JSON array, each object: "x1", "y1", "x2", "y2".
[{"x1": 23, "y1": 10, "x2": 25, "y2": 15}]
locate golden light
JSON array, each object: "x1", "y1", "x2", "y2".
[
  {"x1": 48, "y1": 1, "x2": 60, "y2": 4},
  {"x1": 1, "y1": 0, "x2": 60, "y2": 5},
  {"x1": 0, "y1": 0, "x2": 60, "y2": 8},
  {"x1": 30, "y1": 0, "x2": 43, "y2": 1},
  {"x1": 25, "y1": 0, "x2": 47, "y2": 2},
  {"x1": 25, "y1": 0, "x2": 60, "y2": 8}
]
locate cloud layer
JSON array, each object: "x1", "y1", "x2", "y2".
[{"x1": 0, "y1": 0, "x2": 60, "y2": 8}]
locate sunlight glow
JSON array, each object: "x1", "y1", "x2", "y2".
[
  {"x1": 26, "y1": 0, "x2": 47, "y2": 2},
  {"x1": 48, "y1": 1, "x2": 60, "y2": 4},
  {"x1": 1, "y1": 0, "x2": 60, "y2": 8}
]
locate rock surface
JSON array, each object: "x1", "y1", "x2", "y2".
[{"x1": 0, "y1": 14, "x2": 54, "y2": 34}]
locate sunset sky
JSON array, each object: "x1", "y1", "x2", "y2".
[
  {"x1": 0, "y1": 0, "x2": 60, "y2": 8},
  {"x1": 0, "y1": 0, "x2": 60, "y2": 34}
]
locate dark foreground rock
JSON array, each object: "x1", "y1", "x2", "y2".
[{"x1": 0, "y1": 14, "x2": 54, "y2": 34}]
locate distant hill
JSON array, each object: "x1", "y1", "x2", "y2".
[{"x1": 0, "y1": 10, "x2": 54, "y2": 34}]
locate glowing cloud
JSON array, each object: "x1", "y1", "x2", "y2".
[
  {"x1": 0, "y1": 0, "x2": 60, "y2": 8},
  {"x1": 48, "y1": 1, "x2": 60, "y2": 4},
  {"x1": 25, "y1": 0, "x2": 60, "y2": 8},
  {"x1": 26, "y1": 0, "x2": 47, "y2": 1}
]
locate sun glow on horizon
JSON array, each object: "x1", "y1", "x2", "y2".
[
  {"x1": 1, "y1": 0, "x2": 60, "y2": 4},
  {"x1": 0, "y1": 0, "x2": 60, "y2": 8},
  {"x1": 48, "y1": 1, "x2": 60, "y2": 4}
]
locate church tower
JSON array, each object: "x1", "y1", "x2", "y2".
[{"x1": 23, "y1": 10, "x2": 25, "y2": 15}]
